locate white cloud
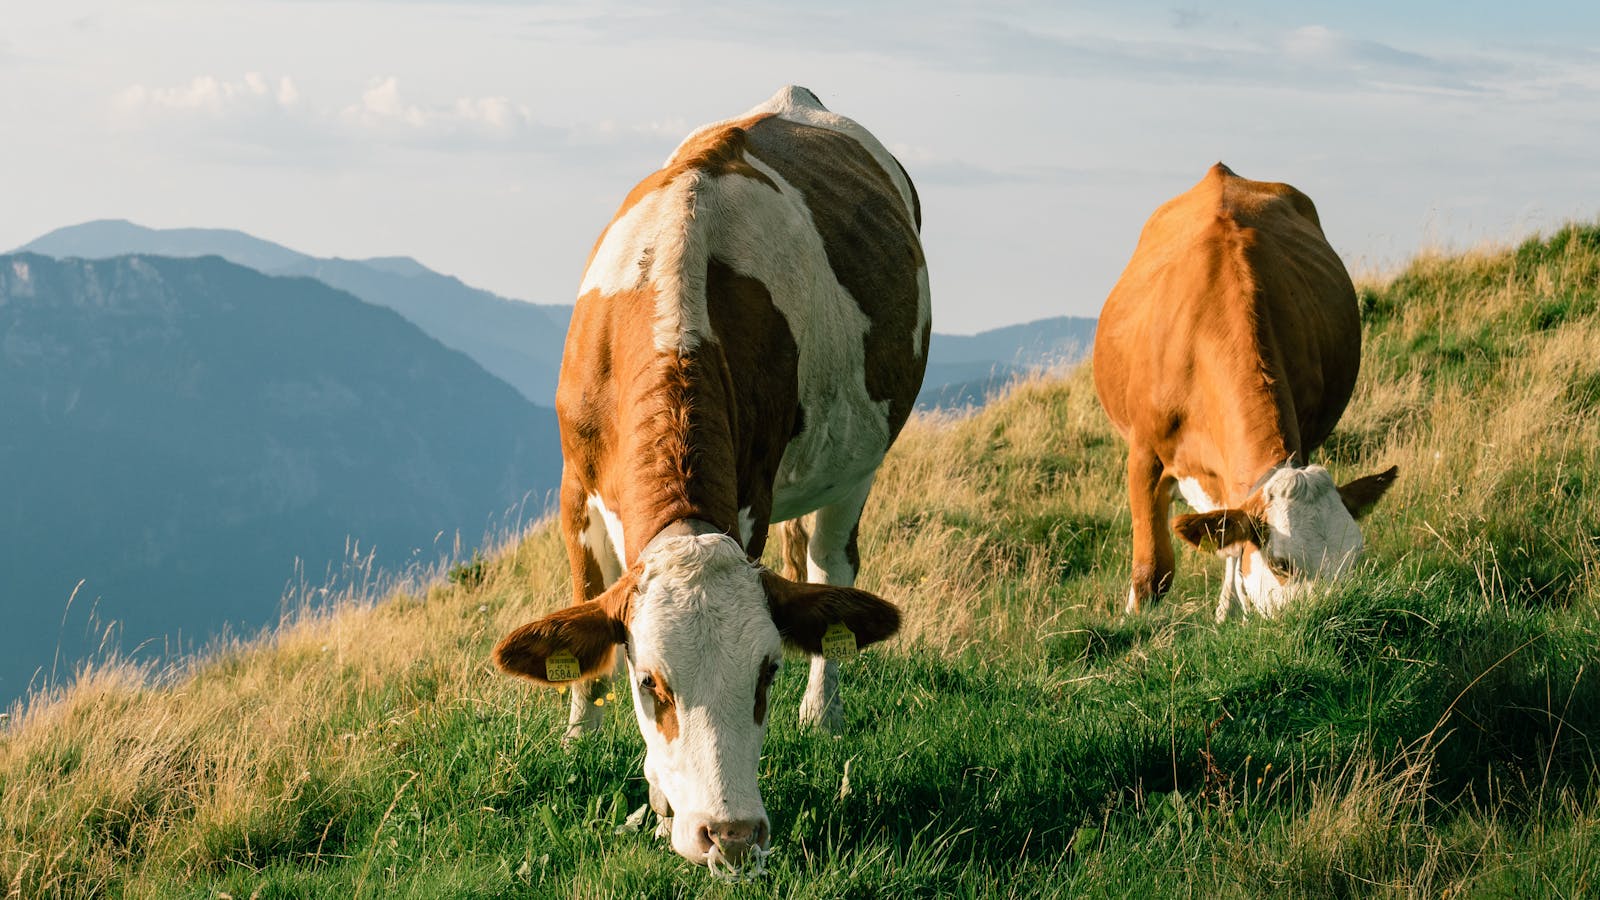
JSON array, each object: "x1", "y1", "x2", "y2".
[
  {"x1": 343, "y1": 76, "x2": 427, "y2": 128},
  {"x1": 109, "y1": 73, "x2": 572, "y2": 155},
  {"x1": 116, "y1": 73, "x2": 303, "y2": 117},
  {"x1": 454, "y1": 95, "x2": 515, "y2": 129},
  {"x1": 336, "y1": 77, "x2": 575, "y2": 151}
]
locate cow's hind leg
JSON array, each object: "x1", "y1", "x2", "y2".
[
  {"x1": 794, "y1": 476, "x2": 876, "y2": 732},
  {"x1": 1125, "y1": 444, "x2": 1175, "y2": 614}
]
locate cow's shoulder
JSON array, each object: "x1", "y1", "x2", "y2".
[
  {"x1": 1207, "y1": 163, "x2": 1325, "y2": 237},
  {"x1": 1135, "y1": 163, "x2": 1322, "y2": 251}
]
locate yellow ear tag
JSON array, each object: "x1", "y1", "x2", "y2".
[
  {"x1": 544, "y1": 650, "x2": 581, "y2": 683},
  {"x1": 821, "y1": 622, "x2": 858, "y2": 661}
]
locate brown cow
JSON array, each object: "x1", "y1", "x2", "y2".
[
  {"x1": 492, "y1": 86, "x2": 928, "y2": 875},
  {"x1": 1093, "y1": 163, "x2": 1396, "y2": 621}
]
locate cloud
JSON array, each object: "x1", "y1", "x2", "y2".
[
  {"x1": 888, "y1": 143, "x2": 1037, "y2": 187},
  {"x1": 115, "y1": 73, "x2": 302, "y2": 118},
  {"x1": 342, "y1": 76, "x2": 426, "y2": 128},
  {"x1": 1272, "y1": 25, "x2": 1507, "y2": 94},
  {"x1": 1170, "y1": 6, "x2": 1209, "y2": 31},
  {"x1": 554, "y1": 5, "x2": 1567, "y2": 104},
  {"x1": 109, "y1": 73, "x2": 577, "y2": 160},
  {"x1": 338, "y1": 76, "x2": 571, "y2": 151}
]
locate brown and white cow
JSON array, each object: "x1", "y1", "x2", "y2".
[
  {"x1": 493, "y1": 86, "x2": 927, "y2": 875},
  {"x1": 1093, "y1": 163, "x2": 1397, "y2": 622}
]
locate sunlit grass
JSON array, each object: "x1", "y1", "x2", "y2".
[{"x1": 3, "y1": 223, "x2": 1600, "y2": 898}]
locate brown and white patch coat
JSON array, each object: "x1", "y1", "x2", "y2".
[{"x1": 495, "y1": 86, "x2": 924, "y2": 873}]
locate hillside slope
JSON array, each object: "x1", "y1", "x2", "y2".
[
  {"x1": 3, "y1": 226, "x2": 1599, "y2": 897},
  {"x1": 0, "y1": 254, "x2": 561, "y2": 708}
]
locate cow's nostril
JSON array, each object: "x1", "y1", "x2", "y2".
[
  {"x1": 695, "y1": 823, "x2": 715, "y2": 854},
  {"x1": 702, "y1": 819, "x2": 764, "y2": 867}
]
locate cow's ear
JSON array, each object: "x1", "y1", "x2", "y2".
[
  {"x1": 1338, "y1": 465, "x2": 1398, "y2": 519},
  {"x1": 761, "y1": 570, "x2": 901, "y2": 654},
  {"x1": 1173, "y1": 509, "x2": 1264, "y2": 552},
  {"x1": 493, "y1": 573, "x2": 635, "y2": 685}
]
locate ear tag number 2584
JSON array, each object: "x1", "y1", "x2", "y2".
[
  {"x1": 821, "y1": 622, "x2": 858, "y2": 661},
  {"x1": 545, "y1": 650, "x2": 581, "y2": 682}
]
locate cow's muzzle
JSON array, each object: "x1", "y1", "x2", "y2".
[{"x1": 698, "y1": 818, "x2": 771, "y2": 879}]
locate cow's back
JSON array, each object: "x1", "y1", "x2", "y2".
[
  {"x1": 1094, "y1": 164, "x2": 1358, "y2": 484},
  {"x1": 735, "y1": 97, "x2": 928, "y2": 518},
  {"x1": 561, "y1": 87, "x2": 929, "y2": 539}
]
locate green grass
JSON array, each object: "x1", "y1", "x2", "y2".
[{"x1": 5, "y1": 223, "x2": 1600, "y2": 898}]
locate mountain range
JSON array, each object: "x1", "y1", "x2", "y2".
[
  {"x1": 0, "y1": 252, "x2": 560, "y2": 706},
  {"x1": 20, "y1": 221, "x2": 572, "y2": 404},
  {"x1": 17, "y1": 220, "x2": 1095, "y2": 412}
]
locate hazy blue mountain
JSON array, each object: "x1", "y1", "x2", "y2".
[
  {"x1": 17, "y1": 220, "x2": 1098, "y2": 412},
  {"x1": 275, "y1": 257, "x2": 569, "y2": 403},
  {"x1": 917, "y1": 315, "x2": 1096, "y2": 409},
  {"x1": 16, "y1": 221, "x2": 571, "y2": 404},
  {"x1": 0, "y1": 253, "x2": 561, "y2": 707},
  {"x1": 21, "y1": 219, "x2": 312, "y2": 273}
]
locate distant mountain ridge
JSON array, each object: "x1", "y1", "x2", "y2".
[
  {"x1": 19, "y1": 219, "x2": 312, "y2": 272},
  {"x1": 917, "y1": 315, "x2": 1096, "y2": 409},
  {"x1": 0, "y1": 252, "x2": 561, "y2": 706},
  {"x1": 18, "y1": 221, "x2": 571, "y2": 403},
  {"x1": 17, "y1": 221, "x2": 1097, "y2": 412}
]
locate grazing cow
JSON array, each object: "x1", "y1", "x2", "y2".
[
  {"x1": 1093, "y1": 163, "x2": 1397, "y2": 622},
  {"x1": 493, "y1": 86, "x2": 927, "y2": 874}
]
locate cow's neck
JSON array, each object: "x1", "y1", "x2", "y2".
[
  {"x1": 612, "y1": 348, "x2": 743, "y2": 562},
  {"x1": 1212, "y1": 320, "x2": 1302, "y2": 505}
]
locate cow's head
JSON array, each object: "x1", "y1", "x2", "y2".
[
  {"x1": 1173, "y1": 465, "x2": 1397, "y2": 620},
  {"x1": 493, "y1": 532, "x2": 899, "y2": 874}
]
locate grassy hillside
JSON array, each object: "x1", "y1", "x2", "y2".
[{"x1": 4, "y1": 225, "x2": 1600, "y2": 898}]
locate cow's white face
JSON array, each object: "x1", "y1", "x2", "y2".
[
  {"x1": 626, "y1": 533, "x2": 779, "y2": 873},
  {"x1": 1175, "y1": 464, "x2": 1398, "y2": 621},
  {"x1": 1223, "y1": 467, "x2": 1361, "y2": 617},
  {"x1": 492, "y1": 529, "x2": 901, "y2": 876}
]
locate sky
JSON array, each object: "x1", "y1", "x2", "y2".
[{"x1": 3, "y1": 1, "x2": 1598, "y2": 333}]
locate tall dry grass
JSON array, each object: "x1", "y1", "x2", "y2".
[{"x1": 2, "y1": 222, "x2": 1598, "y2": 897}]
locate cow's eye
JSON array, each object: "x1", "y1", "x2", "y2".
[
  {"x1": 1266, "y1": 556, "x2": 1299, "y2": 580},
  {"x1": 754, "y1": 658, "x2": 778, "y2": 725},
  {"x1": 640, "y1": 674, "x2": 656, "y2": 691}
]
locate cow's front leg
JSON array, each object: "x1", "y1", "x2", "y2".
[
  {"x1": 1126, "y1": 445, "x2": 1175, "y2": 614},
  {"x1": 795, "y1": 477, "x2": 875, "y2": 732},
  {"x1": 560, "y1": 471, "x2": 626, "y2": 742},
  {"x1": 565, "y1": 653, "x2": 623, "y2": 741}
]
